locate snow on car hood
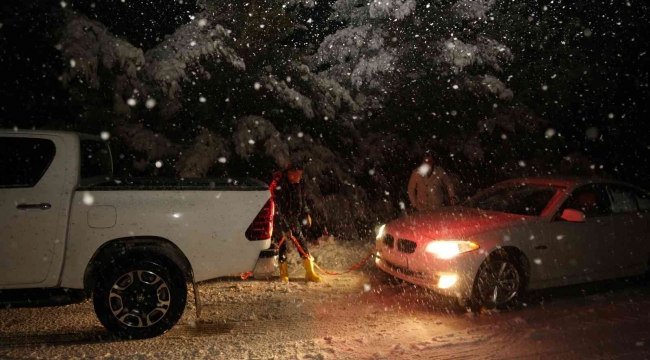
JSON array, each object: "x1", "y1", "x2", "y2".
[{"x1": 386, "y1": 207, "x2": 529, "y2": 242}]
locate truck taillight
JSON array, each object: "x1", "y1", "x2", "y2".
[{"x1": 245, "y1": 198, "x2": 274, "y2": 241}]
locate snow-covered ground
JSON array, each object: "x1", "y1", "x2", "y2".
[{"x1": 2, "y1": 238, "x2": 650, "y2": 359}]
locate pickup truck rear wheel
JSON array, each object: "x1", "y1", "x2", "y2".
[{"x1": 92, "y1": 256, "x2": 187, "y2": 339}]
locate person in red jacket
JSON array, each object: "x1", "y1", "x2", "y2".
[{"x1": 270, "y1": 162, "x2": 322, "y2": 282}]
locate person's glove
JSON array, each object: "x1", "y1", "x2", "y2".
[{"x1": 302, "y1": 214, "x2": 312, "y2": 228}]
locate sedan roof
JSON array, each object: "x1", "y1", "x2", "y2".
[{"x1": 500, "y1": 176, "x2": 616, "y2": 189}]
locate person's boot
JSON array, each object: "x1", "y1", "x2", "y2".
[
  {"x1": 279, "y1": 262, "x2": 289, "y2": 282},
  {"x1": 302, "y1": 257, "x2": 322, "y2": 282}
]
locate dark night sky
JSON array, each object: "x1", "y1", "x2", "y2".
[{"x1": 1, "y1": 0, "x2": 649, "y2": 189}]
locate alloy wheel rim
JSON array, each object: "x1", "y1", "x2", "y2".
[
  {"x1": 477, "y1": 261, "x2": 520, "y2": 306},
  {"x1": 108, "y1": 270, "x2": 171, "y2": 328}
]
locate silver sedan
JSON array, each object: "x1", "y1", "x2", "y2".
[{"x1": 375, "y1": 177, "x2": 650, "y2": 309}]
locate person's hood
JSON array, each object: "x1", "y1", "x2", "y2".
[{"x1": 385, "y1": 207, "x2": 531, "y2": 242}]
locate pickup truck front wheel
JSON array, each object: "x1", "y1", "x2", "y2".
[{"x1": 93, "y1": 257, "x2": 187, "y2": 339}]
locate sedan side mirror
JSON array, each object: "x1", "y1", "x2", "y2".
[{"x1": 560, "y1": 209, "x2": 586, "y2": 223}]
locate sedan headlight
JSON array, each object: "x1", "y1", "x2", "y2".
[
  {"x1": 376, "y1": 224, "x2": 386, "y2": 240},
  {"x1": 425, "y1": 240, "x2": 479, "y2": 259}
]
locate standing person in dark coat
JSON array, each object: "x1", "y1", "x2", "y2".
[{"x1": 270, "y1": 162, "x2": 322, "y2": 282}]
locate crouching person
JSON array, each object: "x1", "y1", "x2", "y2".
[{"x1": 270, "y1": 162, "x2": 322, "y2": 283}]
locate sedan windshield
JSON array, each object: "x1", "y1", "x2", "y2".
[{"x1": 464, "y1": 184, "x2": 559, "y2": 216}]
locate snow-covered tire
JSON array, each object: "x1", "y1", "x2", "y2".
[
  {"x1": 92, "y1": 254, "x2": 187, "y2": 339},
  {"x1": 468, "y1": 252, "x2": 526, "y2": 311}
]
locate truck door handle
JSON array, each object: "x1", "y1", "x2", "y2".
[
  {"x1": 534, "y1": 245, "x2": 548, "y2": 250},
  {"x1": 16, "y1": 203, "x2": 52, "y2": 210}
]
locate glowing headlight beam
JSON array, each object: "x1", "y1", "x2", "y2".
[{"x1": 425, "y1": 240, "x2": 479, "y2": 259}]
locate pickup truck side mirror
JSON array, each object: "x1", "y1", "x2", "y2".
[{"x1": 560, "y1": 208, "x2": 586, "y2": 223}]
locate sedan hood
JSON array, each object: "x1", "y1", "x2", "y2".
[{"x1": 386, "y1": 207, "x2": 529, "y2": 241}]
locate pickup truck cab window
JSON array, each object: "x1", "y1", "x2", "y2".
[
  {"x1": 0, "y1": 137, "x2": 56, "y2": 188},
  {"x1": 80, "y1": 138, "x2": 113, "y2": 184}
]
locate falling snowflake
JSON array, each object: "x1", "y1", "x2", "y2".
[
  {"x1": 218, "y1": 157, "x2": 227, "y2": 164},
  {"x1": 417, "y1": 164, "x2": 432, "y2": 176},
  {"x1": 82, "y1": 192, "x2": 94, "y2": 206},
  {"x1": 586, "y1": 127, "x2": 599, "y2": 140},
  {"x1": 534, "y1": 258, "x2": 542, "y2": 265},
  {"x1": 198, "y1": 19, "x2": 208, "y2": 27},
  {"x1": 363, "y1": 284, "x2": 371, "y2": 292},
  {"x1": 100, "y1": 131, "x2": 110, "y2": 141},
  {"x1": 190, "y1": 41, "x2": 197, "y2": 47},
  {"x1": 155, "y1": 161, "x2": 163, "y2": 168},
  {"x1": 545, "y1": 128, "x2": 556, "y2": 138},
  {"x1": 368, "y1": 169, "x2": 376, "y2": 176},
  {"x1": 127, "y1": 98, "x2": 137, "y2": 106},
  {"x1": 254, "y1": 82, "x2": 261, "y2": 90},
  {"x1": 518, "y1": 160, "x2": 526, "y2": 167},
  {"x1": 583, "y1": 28, "x2": 592, "y2": 37},
  {"x1": 69, "y1": 59, "x2": 76, "y2": 68},
  {"x1": 452, "y1": 84, "x2": 459, "y2": 90},
  {"x1": 145, "y1": 98, "x2": 157, "y2": 109},
  {"x1": 199, "y1": 96, "x2": 207, "y2": 103},
  {"x1": 248, "y1": 139, "x2": 255, "y2": 145},
  {"x1": 399, "y1": 201, "x2": 406, "y2": 210},
  {"x1": 608, "y1": 113, "x2": 615, "y2": 119},
  {"x1": 297, "y1": 132, "x2": 304, "y2": 138},
  {"x1": 60, "y1": 1, "x2": 67, "y2": 8},
  {"x1": 541, "y1": 85, "x2": 548, "y2": 91}
]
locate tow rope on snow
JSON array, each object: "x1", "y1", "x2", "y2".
[
  {"x1": 282, "y1": 233, "x2": 374, "y2": 276},
  {"x1": 240, "y1": 233, "x2": 375, "y2": 280}
]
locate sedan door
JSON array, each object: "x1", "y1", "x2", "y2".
[
  {"x1": 605, "y1": 184, "x2": 650, "y2": 274},
  {"x1": 541, "y1": 184, "x2": 616, "y2": 281}
]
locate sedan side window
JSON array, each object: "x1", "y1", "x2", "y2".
[
  {"x1": 637, "y1": 192, "x2": 650, "y2": 212},
  {"x1": 607, "y1": 185, "x2": 639, "y2": 215},
  {"x1": 562, "y1": 184, "x2": 612, "y2": 218}
]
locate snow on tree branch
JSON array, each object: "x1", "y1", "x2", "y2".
[
  {"x1": 303, "y1": 67, "x2": 360, "y2": 119},
  {"x1": 314, "y1": 25, "x2": 396, "y2": 90},
  {"x1": 233, "y1": 116, "x2": 290, "y2": 168},
  {"x1": 368, "y1": 0, "x2": 416, "y2": 20},
  {"x1": 144, "y1": 14, "x2": 245, "y2": 102},
  {"x1": 116, "y1": 123, "x2": 181, "y2": 161},
  {"x1": 437, "y1": 36, "x2": 513, "y2": 73},
  {"x1": 480, "y1": 75, "x2": 513, "y2": 100},
  {"x1": 260, "y1": 74, "x2": 316, "y2": 119},
  {"x1": 58, "y1": 11, "x2": 145, "y2": 90},
  {"x1": 176, "y1": 129, "x2": 230, "y2": 178},
  {"x1": 452, "y1": 0, "x2": 497, "y2": 20}
]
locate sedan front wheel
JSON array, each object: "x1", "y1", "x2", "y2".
[{"x1": 471, "y1": 255, "x2": 525, "y2": 310}]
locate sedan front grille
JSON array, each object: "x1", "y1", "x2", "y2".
[
  {"x1": 397, "y1": 239, "x2": 417, "y2": 253},
  {"x1": 383, "y1": 234, "x2": 395, "y2": 248}
]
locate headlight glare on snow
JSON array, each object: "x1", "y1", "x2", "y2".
[{"x1": 425, "y1": 240, "x2": 479, "y2": 259}]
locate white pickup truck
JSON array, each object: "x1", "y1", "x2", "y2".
[{"x1": 0, "y1": 130, "x2": 275, "y2": 338}]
